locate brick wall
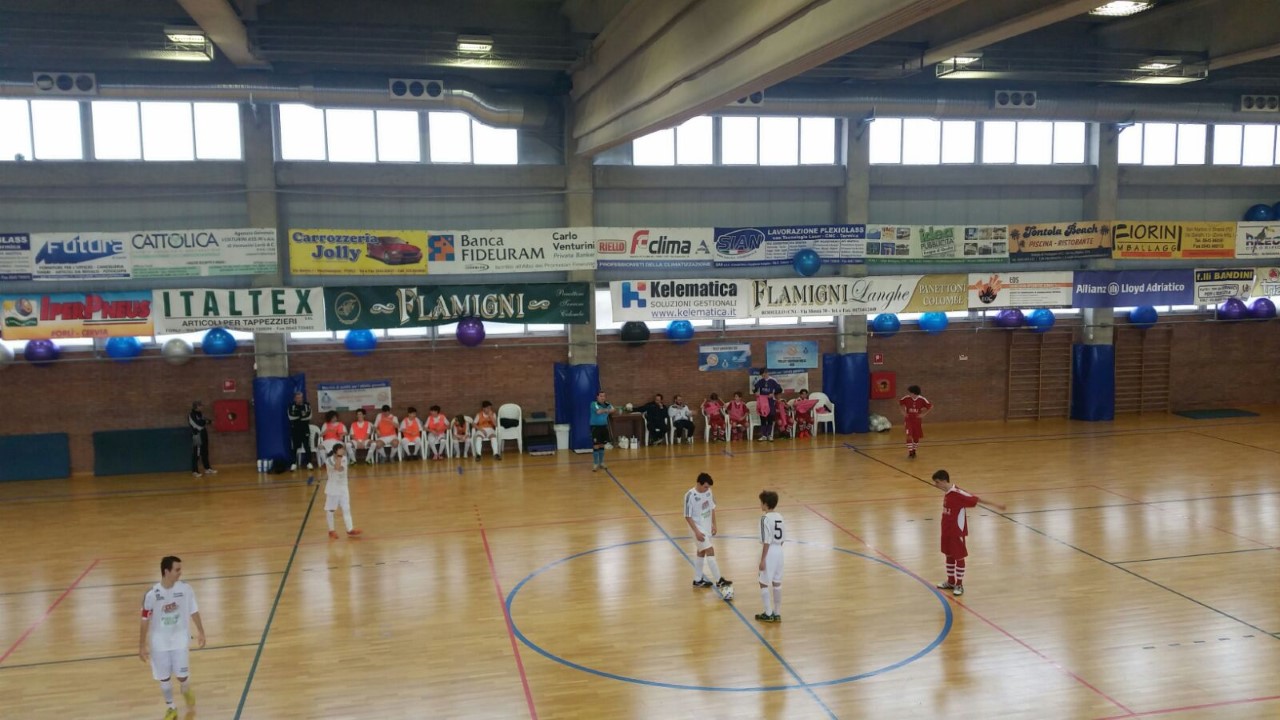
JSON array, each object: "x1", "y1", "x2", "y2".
[{"x1": 1168, "y1": 315, "x2": 1280, "y2": 409}]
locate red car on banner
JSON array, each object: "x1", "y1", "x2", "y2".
[{"x1": 367, "y1": 235, "x2": 423, "y2": 265}]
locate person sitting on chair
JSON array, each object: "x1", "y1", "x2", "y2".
[
  {"x1": 669, "y1": 395, "x2": 696, "y2": 444},
  {"x1": 635, "y1": 394, "x2": 671, "y2": 445}
]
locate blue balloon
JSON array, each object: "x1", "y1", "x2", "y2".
[
  {"x1": 1272, "y1": 201, "x2": 1280, "y2": 221},
  {"x1": 919, "y1": 312, "x2": 949, "y2": 334},
  {"x1": 666, "y1": 319, "x2": 695, "y2": 344},
  {"x1": 344, "y1": 329, "x2": 377, "y2": 356},
  {"x1": 1249, "y1": 297, "x2": 1277, "y2": 320},
  {"x1": 1128, "y1": 305, "x2": 1158, "y2": 329},
  {"x1": 457, "y1": 318, "x2": 486, "y2": 347},
  {"x1": 1218, "y1": 297, "x2": 1248, "y2": 321},
  {"x1": 1244, "y1": 203, "x2": 1274, "y2": 222},
  {"x1": 871, "y1": 313, "x2": 900, "y2": 338},
  {"x1": 202, "y1": 327, "x2": 237, "y2": 356},
  {"x1": 993, "y1": 308, "x2": 1025, "y2": 329},
  {"x1": 24, "y1": 339, "x2": 60, "y2": 366},
  {"x1": 792, "y1": 249, "x2": 822, "y2": 277},
  {"x1": 1026, "y1": 308, "x2": 1056, "y2": 333},
  {"x1": 105, "y1": 336, "x2": 142, "y2": 361}
]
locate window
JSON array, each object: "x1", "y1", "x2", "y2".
[
  {"x1": 325, "y1": 109, "x2": 377, "y2": 162},
  {"x1": 278, "y1": 104, "x2": 326, "y2": 160},
  {"x1": 1213, "y1": 125, "x2": 1243, "y2": 164},
  {"x1": 1121, "y1": 123, "x2": 1210, "y2": 165},
  {"x1": 721, "y1": 116, "x2": 758, "y2": 164},
  {"x1": 675, "y1": 116, "x2": 713, "y2": 165},
  {"x1": 376, "y1": 110, "x2": 420, "y2": 162},
  {"x1": 30, "y1": 100, "x2": 83, "y2": 160},
  {"x1": 428, "y1": 111, "x2": 517, "y2": 164},
  {"x1": 869, "y1": 118, "x2": 902, "y2": 164},
  {"x1": 92, "y1": 101, "x2": 142, "y2": 160},
  {"x1": 759, "y1": 117, "x2": 799, "y2": 165},
  {"x1": 1052, "y1": 122, "x2": 1086, "y2": 163},
  {"x1": 1118, "y1": 124, "x2": 1143, "y2": 164},
  {"x1": 1141, "y1": 123, "x2": 1176, "y2": 166},
  {"x1": 982, "y1": 121, "x2": 1083, "y2": 164},
  {"x1": 982, "y1": 121, "x2": 1016, "y2": 163},
  {"x1": 0, "y1": 99, "x2": 34, "y2": 161},
  {"x1": 633, "y1": 127, "x2": 674, "y2": 166},
  {"x1": 92, "y1": 101, "x2": 241, "y2": 161},
  {"x1": 279, "y1": 106, "x2": 508, "y2": 164},
  {"x1": 472, "y1": 119, "x2": 518, "y2": 164},
  {"x1": 941, "y1": 121, "x2": 976, "y2": 163},
  {"x1": 193, "y1": 103, "x2": 242, "y2": 159},
  {"x1": 141, "y1": 102, "x2": 196, "y2": 161},
  {"x1": 1015, "y1": 121, "x2": 1053, "y2": 165},
  {"x1": 800, "y1": 118, "x2": 836, "y2": 164},
  {"x1": 902, "y1": 119, "x2": 941, "y2": 165},
  {"x1": 1175, "y1": 123, "x2": 1205, "y2": 164},
  {"x1": 1242, "y1": 125, "x2": 1277, "y2": 166}
]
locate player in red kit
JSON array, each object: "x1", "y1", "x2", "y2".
[
  {"x1": 899, "y1": 385, "x2": 932, "y2": 459},
  {"x1": 931, "y1": 469, "x2": 1005, "y2": 597}
]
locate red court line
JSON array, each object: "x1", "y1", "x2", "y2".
[
  {"x1": 476, "y1": 520, "x2": 538, "y2": 720},
  {"x1": 1094, "y1": 693, "x2": 1280, "y2": 719},
  {"x1": 0, "y1": 559, "x2": 100, "y2": 666},
  {"x1": 800, "y1": 503, "x2": 1135, "y2": 716},
  {"x1": 1091, "y1": 485, "x2": 1276, "y2": 550}
]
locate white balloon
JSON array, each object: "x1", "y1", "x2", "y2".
[
  {"x1": 0, "y1": 343, "x2": 13, "y2": 369},
  {"x1": 162, "y1": 338, "x2": 194, "y2": 366}
]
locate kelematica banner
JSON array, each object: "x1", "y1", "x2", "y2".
[
  {"x1": 611, "y1": 279, "x2": 751, "y2": 321},
  {"x1": 289, "y1": 228, "x2": 428, "y2": 276},
  {"x1": 324, "y1": 283, "x2": 590, "y2": 330},
  {"x1": 426, "y1": 227, "x2": 596, "y2": 274},
  {"x1": 153, "y1": 288, "x2": 326, "y2": 334}
]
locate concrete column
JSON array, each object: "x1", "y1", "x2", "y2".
[
  {"x1": 837, "y1": 117, "x2": 870, "y2": 354},
  {"x1": 242, "y1": 102, "x2": 289, "y2": 376},
  {"x1": 565, "y1": 125, "x2": 597, "y2": 365},
  {"x1": 1083, "y1": 122, "x2": 1120, "y2": 345}
]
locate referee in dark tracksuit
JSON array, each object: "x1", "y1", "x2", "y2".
[{"x1": 288, "y1": 391, "x2": 313, "y2": 470}]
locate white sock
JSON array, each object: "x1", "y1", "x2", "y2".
[
  {"x1": 492, "y1": 437, "x2": 500, "y2": 454},
  {"x1": 694, "y1": 555, "x2": 705, "y2": 581},
  {"x1": 761, "y1": 587, "x2": 773, "y2": 615},
  {"x1": 772, "y1": 586, "x2": 782, "y2": 615},
  {"x1": 326, "y1": 510, "x2": 335, "y2": 531},
  {"x1": 180, "y1": 679, "x2": 190, "y2": 694},
  {"x1": 160, "y1": 679, "x2": 175, "y2": 706},
  {"x1": 705, "y1": 556, "x2": 722, "y2": 582},
  {"x1": 343, "y1": 511, "x2": 354, "y2": 532}
]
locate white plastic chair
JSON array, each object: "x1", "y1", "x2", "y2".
[
  {"x1": 669, "y1": 408, "x2": 695, "y2": 444},
  {"x1": 745, "y1": 401, "x2": 761, "y2": 443},
  {"x1": 700, "y1": 409, "x2": 714, "y2": 442},
  {"x1": 298, "y1": 424, "x2": 322, "y2": 467},
  {"x1": 400, "y1": 428, "x2": 425, "y2": 461},
  {"x1": 814, "y1": 398, "x2": 836, "y2": 436},
  {"x1": 346, "y1": 430, "x2": 374, "y2": 463},
  {"x1": 497, "y1": 403, "x2": 523, "y2": 455}
]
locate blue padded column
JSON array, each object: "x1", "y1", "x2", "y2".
[
  {"x1": 254, "y1": 374, "x2": 303, "y2": 462},
  {"x1": 1071, "y1": 344, "x2": 1115, "y2": 421},
  {"x1": 567, "y1": 363, "x2": 600, "y2": 451}
]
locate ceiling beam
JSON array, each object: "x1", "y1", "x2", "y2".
[
  {"x1": 571, "y1": 0, "x2": 971, "y2": 156},
  {"x1": 175, "y1": 0, "x2": 269, "y2": 69},
  {"x1": 921, "y1": 0, "x2": 1102, "y2": 67},
  {"x1": 1209, "y1": 42, "x2": 1280, "y2": 71}
]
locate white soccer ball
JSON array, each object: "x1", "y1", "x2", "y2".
[{"x1": 721, "y1": 585, "x2": 734, "y2": 601}]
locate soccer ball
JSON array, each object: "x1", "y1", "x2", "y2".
[{"x1": 720, "y1": 585, "x2": 734, "y2": 601}]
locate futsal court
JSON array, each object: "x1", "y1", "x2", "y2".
[{"x1": 1, "y1": 412, "x2": 1279, "y2": 719}]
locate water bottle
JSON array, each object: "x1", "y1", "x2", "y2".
[{"x1": 631, "y1": 435, "x2": 639, "y2": 449}]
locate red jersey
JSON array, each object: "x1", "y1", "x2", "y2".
[
  {"x1": 900, "y1": 394, "x2": 932, "y2": 418},
  {"x1": 940, "y1": 485, "x2": 981, "y2": 558}
]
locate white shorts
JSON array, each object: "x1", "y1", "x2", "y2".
[
  {"x1": 692, "y1": 525, "x2": 714, "y2": 552},
  {"x1": 475, "y1": 428, "x2": 496, "y2": 439},
  {"x1": 324, "y1": 492, "x2": 350, "y2": 513},
  {"x1": 150, "y1": 646, "x2": 190, "y2": 681},
  {"x1": 350, "y1": 437, "x2": 372, "y2": 448},
  {"x1": 758, "y1": 548, "x2": 784, "y2": 585},
  {"x1": 378, "y1": 435, "x2": 398, "y2": 445}
]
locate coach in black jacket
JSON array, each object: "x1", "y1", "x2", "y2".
[{"x1": 288, "y1": 392, "x2": 314, "y2": 470}]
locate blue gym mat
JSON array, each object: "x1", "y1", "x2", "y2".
[{"x1": 1173, "y1": 409, "x2": 1259, "y2": 420}]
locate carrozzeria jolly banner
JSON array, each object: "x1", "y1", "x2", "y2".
[
  {"x1": 595, "y1": 227, "x2": 715, "y2": 269},
  {"x1": 426, "y1": 227, "x2": 596, "y2": 274},
  {"x1": 153, "y1": 288, "x2": 326, "y2": 334},
  {"x1": 323, "y1": 283, "x2": 591, "y2": 330},
  {"x1": 0, "y1": 291, "x2": 154, "y2": 339},
  {"x1": 289, "y1": 229, "x2": 428, "y2": 276},
  {"x1": 23, "y1": 228, "x2": 276, "y2": 281}
]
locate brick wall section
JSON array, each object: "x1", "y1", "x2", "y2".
[
  {"x1": 866, "y1": 327, "x2": 1015, "y2": 423},
  {"x1": 1168, "y1": 316, "x2": 1280, "y2": 409}
]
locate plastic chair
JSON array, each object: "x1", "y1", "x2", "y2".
[
  {"x1": 746, "y1": 401, "x2": 761, "y2": 442},
  {"x1": 497, "y1": 403, "x2": 523, "y2": 455},
  {"x1": 400, "y1": 429, "x2": 425, "y2": 461},
  {"x1": 670, "y1": 408, "x2": 695, "y2": 444},
  {"x1": 814, "y1": 399, "x2": 836, "y2": 436},
  {"x1": 448, "y1": 417, "x2": 474, "y2": 459},
  {"x1": 346, "y1": 431, "x2": 374, "y2": 463},
  {"x1": 297, "y1": 424, "x2": 322, "y2": 468}
]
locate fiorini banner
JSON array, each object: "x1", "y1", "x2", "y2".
[
  {"x1": 967, "y1": 272, "x2": 1075, "y2": 309},
  {"x1": 1008, "y1": 222, "x2": 1113, "y2": 262},
  {"x1": 426, "y1": 227, "x2": 596, "y2": 274},
  {"x1": 1236, "y1": 223, "x2": 1280, "y2": 258},
  {"x1": 611, "y1": 280, "x2": 751, "y2": 321},
  {"x1": 698, "y1": 343, "x2": 751, "y2": 371},
  {"x1": 711, "y1": 225, "x2": 866, "y2": 267},
  {"x1": 153, "y1": 288, "x2": 326, "y2": 334},
  {"x1": 865, "y1": 225, "x2": 1009, "y2": 261},
  {"x1": 1112, "y1": 222, "x2": 1235, "y2": 259},
  {"x1": 289, "y1": 229, "x2": 428, "y2": 276},
  {"x1": 596, "y1": 227, "x2": 714, "y2": 269},
  {"x1": 1072, "y1": 270, "x2": 1195, "y2": 307},
  {"x1": 1, "y1": 291, "x2": 153, "y2": 339},
  {"x1": 1193, "y1": 269, "x2": 1255, "y2": 304},
  {"x1": 749, "y1": 275, "x2": 968, "y2": 317},
  {"x1": 317, "y1": 381, "x2": 393, "y2": 413},
  {"x1": 324, "y1": 283, "x2": 590, "y2": 330}
]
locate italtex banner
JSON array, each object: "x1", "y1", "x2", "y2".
[
  {"x1": 425, "y1": 227, "x2": 596, "y2": 274},
  {"x1": 323, "y1": 283, "x2": 590, "y2": 329},
  {"x1": 153, "y1": 288, "x2": 326, "y2": 334},
  {"x1": 1008, "y1": 222, "x2": 1113, "y2": 262},
  {"x1": 1, "y1": 291, "x2": 154, "y2": 339},
  {"x1": 1112, "y1": 222, "x2": 1235, "y2": 259},
  {"x1": 289, "y1": 229, "x2": 428, "y2": 276}
]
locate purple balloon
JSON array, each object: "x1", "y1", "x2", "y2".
[
  {"x1": 24, "y1": 339, "x2": 60, "y2": 366},
  {"x1": 1218, "y1": 297, "x2": 1249, "y2": 321},
  {"x1": 993, "y1": 308, "x2": 1025, "y2": 328},
  {"x1": 457, "y1": 317, "x2": 486, "y2": 347},
  {"x1": 1249, "y1": 297, "x2": 1276, "y2": 320}
]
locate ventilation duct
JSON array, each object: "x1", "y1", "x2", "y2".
[{"x1": 0, "y1": 75, "x2": 555, "y2": 132}]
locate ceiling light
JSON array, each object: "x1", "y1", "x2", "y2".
[
  {"x1": 1123, "y1": 74, "x2": 1202, "y2": 85},
  {"x1": 165, "y1": 27, "x2": 206, "y2": 45},
  {"x1": 457, "y1": 35, "x2": 493, "y2": 54},
  {"x1": 1138, "y1": 56, "x2": 1181, "y2": 71},
  {"x1": 950, "y1": 55, "x2": 981, "y2": 66},
  {"x1": 1089, "y1": 2, "x2": 1154, "y2": 17}
]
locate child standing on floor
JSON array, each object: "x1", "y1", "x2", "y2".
[
  {"x1": 755, "y1": 489, "x2": 784, "y2": 623},
  {"x1": 900, "y1": 385, "x2": 933, "y2": 459},
  {"x1": 931, "y1": 469, "x2": 1004, "y2": 597},
  {"x1": 325, "y1": 445, "x2": 362, "y2": 539}
]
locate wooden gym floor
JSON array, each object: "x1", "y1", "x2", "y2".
[{"x1": 2, "y1": 413, "x2": 1279, "y2": 719}]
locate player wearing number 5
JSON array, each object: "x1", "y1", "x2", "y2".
[
  {"x1": 684, "y1": 472, "x2": 732, "y2": 594},
  {"x1": 139, "y1": 556, "x2": 205, "y2": 720},
  {"x1": 755, "y1": 490, "x2": 784, "y2": 623}
]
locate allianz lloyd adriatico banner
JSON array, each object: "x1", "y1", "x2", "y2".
[{"x1": 153, "y1": 288, "x2": 326, "y2": 334}]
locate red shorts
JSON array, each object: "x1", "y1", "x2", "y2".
[
  {"x1": 905, "y1": 418, "x2": 924, "y2": 442},
  {"x1": 941, "y1": 533, "x2": 967, "y2": 559}
]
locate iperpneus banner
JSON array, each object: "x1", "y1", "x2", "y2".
[
  {"x1": 0, "y1": 291, "x2": 154, "y2": 339},
  {"x1": 153, "y1": 288, "x2": 326, "y2": 334},
  {"x1": 323, "y1": 283, "x2": 590, "y2": 329}
]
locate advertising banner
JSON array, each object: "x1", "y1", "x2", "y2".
[
  {"x1": 324, "y1": 283, "x2": 590, "y2": 330},
  {"x1": 1253, "y1": 267, "x2": 1280, "y2": 297},
  {"x1": 749, "y1": 368, "x2": 809, "y2": 394},
  {"x1": 711, "y1": 225, "x2": 865, "y2": 267},
  {"x1": 1072, "y1": 270, "x2": 1195, "y2": 307},
  {"x1": 967, "y1": 272, "x2": 1075, "y2": 309},
  {"x1": 31, "y1": 232, "x2": 131, "y2": 280},
  {"x1": 153, "y1": 288, "x2": 325, "y2": 334},
  {"x1": 426, "y1": 227, "x2": 597, "y2": 274},
  {"x1": 1, "y1": 291, "x2": 153, "y2": 339},
  {"x1": 767, "y1": 341, "x2": 819, "y2": 369},
  {"x1": 595, "y1": 227, "x2": 714, "y2": 269},
  {"x1": 1008, "y1": 222, "x2": 1113, "y2": 262},
  {"x1": 130, "y1": 228, "x2": 277, "y2": 278},
  {"x1": 1193, "y1": 269, "x2": 1255, "y2": 304},
  {"x1": 0, "y1": 233, "x2": 31, "y2": 281},
  {"x1": 1236, "y1": 222, "x2": 1280, "y2": 258},
  {"x1": 1112, "y1": 221, "x2": 1235, "y2": 259},
  {"x1": 611, "y1": 279, "x2": 751, "y2": 321},
  {"x1": 317, "y1": 380, "x2": 393, "y2": 413},
  {"x1": 699, "y1": 343, "x2": 751, "y2": 371},
  {"x1": 865, "y1": 225, "x2": 1009, "y2": 261},
  {"x1": 749, "y1": 275, "x2": 968, "y2": 317},
  {"x1": 289, "y1": 228, "x2": 428, "y2": 276}
]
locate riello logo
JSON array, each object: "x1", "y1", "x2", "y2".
[{"x1": 35, "y1": 236, "x2": 125, "y2": 265}]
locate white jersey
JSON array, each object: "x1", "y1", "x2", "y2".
[
  {"x1": 760, "y1": 511, "x2": 785, "y2": 547},
  {"x1": 683, "y1": 487, "x2": 715, "y2": 531},
  {"x1": 325, "y1": 454, "x2": 349, "y2": 495},
  {"x1": 141, "y1": 581, "x2": 198, "y2": 652}
]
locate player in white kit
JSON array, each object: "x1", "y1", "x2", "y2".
[
  {"x1": 325, "y1": 444, "x2": 363, "y2": 539},
  {"x1": 139, "y1": 556, "x2": 206, "y2": 720},
  {"x1": 683, "y1": 472, "x2": 732, "y2": 593},
  {"x1": 755, "y1": 490, "x2": 785, "y2": 623}
]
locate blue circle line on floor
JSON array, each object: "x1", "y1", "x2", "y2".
[{"x1": 505, "y1": 536, "x2": 953, "y2": 692}]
